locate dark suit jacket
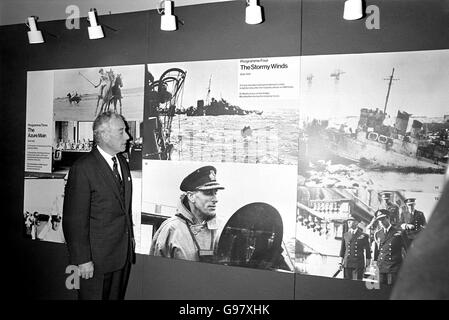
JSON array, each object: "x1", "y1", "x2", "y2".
[
  {"x1": 340, "y1": 228, "x2": 371, "y2": 268},
  {"x1": 62, "y1": 147, "x2": 135, "y2": 274}
]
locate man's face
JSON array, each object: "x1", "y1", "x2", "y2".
[
  {"x1": 190, "y1": 189, "x2": 219, "y2": 220},
  {"x1": 101, "y1": 117, "x2": 130, "y2": 154},
  {"x1": 379, "y1": 217, "x2": 390, "y2": 229},
  {"x1": 349, "y1": 220, "x2": 358, "y2": 229},
  {"x1": 407, "y1": 203, "x2": 415, "y2": 212}
]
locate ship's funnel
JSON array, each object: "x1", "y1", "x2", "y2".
[
  {"x1": 411, "y1": 120, "x2": 422, "y2": 138},
  {"x1": 395, "y1": 111, "x2": 410, "y2": 135}
]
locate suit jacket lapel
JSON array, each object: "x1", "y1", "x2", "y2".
[
  {"x1": 117, "y1": 153, "x2": 132, "y2": 212},
  {"x1": 92, "y1": 148, "x2": 126, "y2": 212},
  {"x1": 117, "y1": 153, "x2": 134, "y2": 239}
]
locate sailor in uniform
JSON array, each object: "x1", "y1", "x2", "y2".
[
  {"x1": 399, "y1": 198, "x2": 426, "y2": 248},
  {"x1": 379, "y1": 192, "x2": 400, "y2": 227},
  {"x1": 373, "y1": 209, "x2": 407, "y2": 285},
  {"x1": 339, "y1": 217, "x2": 371, "y2": 280},
  {"x1": 150, "y1": 166, "x2": 224, "y2": 262}
]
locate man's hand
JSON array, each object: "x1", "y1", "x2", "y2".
[
  {"x1": 78, "y1": 261, "x2": 94, "y2": 279},
  {"x1": 401, "y1": 223, "x2": 414, "y2": 230}
]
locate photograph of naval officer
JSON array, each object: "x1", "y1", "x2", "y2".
[
  {"x1": 373, "y1": 209, "x2": 406, "y2": 285},
  {"x1": 399, "y1": 198, "x2": 426, "y2": 249},
  {"x1": 378, "y1": 192, "x2": 400, "y2": 227},
  {"x1": 150, "y1": 165, "x2": 225, "y2": 263},
  {"x1": 339, "y1": 216, "x2": 371, "y2": 280}
]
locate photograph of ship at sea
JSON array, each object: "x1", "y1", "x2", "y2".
[
  {"x1": 299, "y1": 49, "x2": 449, "y2": 188},
  {"x1": 53, "y1": 64, "x2": 144, "y2": 121},
  {"x1": 143, "y1": 58, "x2": 299, "y2": 165},
  {"x1": 295, "y1": 49, "x2": 449, "y2": 283}
]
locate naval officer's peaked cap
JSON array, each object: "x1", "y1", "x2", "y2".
[
  {"x1": 374, "y1": 209, "x2": 391, "y2": 221},
  {"x1": 180, "y1": 165, "x2": 225, "y2": 192},
  {"x1": 404, "y1": 198, "x2": 416, "y2": 205}
]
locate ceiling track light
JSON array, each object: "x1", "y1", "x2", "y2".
[
  {"x1": 87, "y1": 8, "x2": 105, "y2": 39},
  {"x1": 159, "y1": 0, "x2": 177, "y2": 31},
  {"x1": 343, "y1": 0, "x2": 364, "y2": 21},
  {"x1": 26, "y1": 16, "x2": 44, "y2": 44},
  {"x1": 245, "y1": 0, "x2": 263, "y2": 25}
]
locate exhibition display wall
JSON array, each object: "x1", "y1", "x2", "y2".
[{"x1": 3, "y1": 0, "x2": 449, "y2": 300}]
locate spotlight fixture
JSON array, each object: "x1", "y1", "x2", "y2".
[
  {"x1": 343, "y1": 0, "x2": 363, "y2": 20},
  {"x1": 87, "y1": 8, "x2": 104, "y2": 39},
  {"x1": 159, "y1": 0, "x2": 177, "y2": 31},
  {"x1": 245, "y1": 0, "x2": 263, "y2": 25},
  {"x1": 26, "y1": 16, "x2": 44, "y2": 44}
]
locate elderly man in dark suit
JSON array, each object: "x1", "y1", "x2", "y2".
[
  {"x1": 62, "y1": 111, "x2": 135, "y2": 300},
  {"x1": 339, "y1": 216, "x2": 371, "y2": 280}
]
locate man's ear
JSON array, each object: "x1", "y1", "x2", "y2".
[{"x1": 186, "y1": 191, "x2": 196, "y2": 202}]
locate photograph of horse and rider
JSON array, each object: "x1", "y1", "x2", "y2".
[{"x1": 53, "y1": 65, "x2": 144, "y2": 122}]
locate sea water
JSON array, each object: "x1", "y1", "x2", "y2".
[{"x1": 170, "y1": 108, "x2": 299, "y2": 165}]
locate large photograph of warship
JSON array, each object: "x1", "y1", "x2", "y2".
[
  {"x1": 142, "y1": 59, "x2": 299, "y2": 165},
  {"x1": 295, "y1": 49, "x2": 449, "y2": 283}
]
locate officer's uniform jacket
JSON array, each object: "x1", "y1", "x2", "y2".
[
  {"x1": 374, "y1": 226, "x2": 406, "y2": 273},
  {"x1": 340, "y1": 228, "x2": 371, "y2": 268},
  {"x1": 399, "y1": 209, "x2": 426, "y2": 239}
]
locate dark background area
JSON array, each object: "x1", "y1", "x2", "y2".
[{"x1": 2, "y1": 0, "x2": 448, "y2": 299}]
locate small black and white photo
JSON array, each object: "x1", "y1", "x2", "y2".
[
  {"x1": 53, "y1": 65, "x2": 144, "y2": 121},
  {"x1": 295, "y1": 186, "x2": 440, "y2": 284},
  {"x1": 23, "y1": 178, "x2": 67, "y2": 243}
]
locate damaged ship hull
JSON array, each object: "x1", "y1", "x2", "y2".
[{"x1": 326, "y1": 129, "x2": 447, "y2": 172}]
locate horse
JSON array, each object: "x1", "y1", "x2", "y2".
[
  {"x1": 67, "y1": 92, "x2": 81, "y2": 104},
  {"x1": 108, "y1": 74, "x2": 123, "y2": 114},
  {"x1": 96, "y1": 74, "x2": 123, "y2": 115}
]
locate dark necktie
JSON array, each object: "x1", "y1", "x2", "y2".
[{"x1": 112, "y1": 156, "x2": 122, "y2": 185}]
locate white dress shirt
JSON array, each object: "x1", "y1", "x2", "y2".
[{"x1": 97, "y1": 145, "x2": 122, "y2": 180}]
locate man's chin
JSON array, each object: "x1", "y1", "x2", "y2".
[{"x1": 206, "y1": 212, "x2": 216, "y2": 220}]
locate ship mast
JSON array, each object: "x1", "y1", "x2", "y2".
[
  {"x1": 383, "y1": 68, "x2": 399, "y2": 114},
  {"x1": 206, "y1": 75, "x2": 212, "y2": 105}
]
